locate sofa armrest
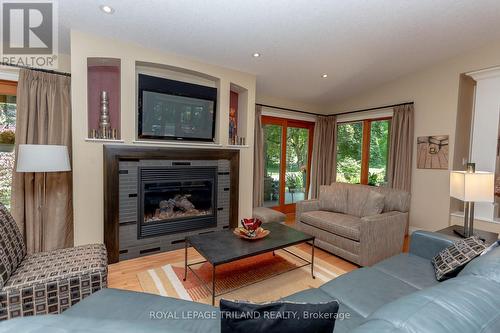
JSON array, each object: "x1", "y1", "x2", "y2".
[
  {"x1": 359, "y1": 211, "x2": 408, "y2": 266},
  {"x1": 295, "y1": 199, "x2": 320, "y2": 222},
  {"x1": 409, "y1": 231, "x2": 455, "y2": 260}
]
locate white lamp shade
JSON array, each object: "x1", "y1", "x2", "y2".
[
  {"x1": 450, "y1": 171, "x2": 494, "y2": 202},
  {"x1": 16, "y1": 144, "x2": 71, "y2": 172}
]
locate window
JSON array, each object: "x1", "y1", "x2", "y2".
[
  {"x1": 336, "y1": 118, "x2": 391, "y2": 186},
  {"x1": 262, "y1": 116, "x2": 314, "y2": 213},
  {"x1": 0, "y1": 80, "x2": 17, "y2": 209}
]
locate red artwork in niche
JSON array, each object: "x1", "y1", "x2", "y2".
[{"x1": 229, "y1": 91, "x2": 238, "y2": 144}]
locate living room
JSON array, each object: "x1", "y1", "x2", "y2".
[{"x1": 0, "y1": 1, "x2": 500, "y2": 332}]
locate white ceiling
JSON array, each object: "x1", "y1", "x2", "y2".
[{"x1": 59, "y1": 0, "x2": 500, "y2": 109}]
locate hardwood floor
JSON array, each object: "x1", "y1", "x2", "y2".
[{"x1": 108, "y1": 213, "x2": 408, "y2": 292}]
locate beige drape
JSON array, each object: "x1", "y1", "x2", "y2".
[
  {"x1": 388, "y1": 104, "x2": 414, "y2": 192},
  {"x1": 11, "y1": 69, "x2": 73, "y2": 253},
  {"x1": 253, "y1": 105, "x2": 264, "y2": 207},
  {"x1": 310, "y1": 115, "x2": 337, "y2": 199}
]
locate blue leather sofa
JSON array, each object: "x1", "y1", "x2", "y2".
[{"x1": 1, "y1": 231, "x2": 499, "y2": 332}]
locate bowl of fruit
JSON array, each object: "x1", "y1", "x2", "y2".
[{"x1": 233, "y1": 218, "x2": 270, "y2": 240}]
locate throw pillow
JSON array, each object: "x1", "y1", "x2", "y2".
[
  {"x1": 360, "y1": 190, "x2": 385, "y2": 217},
  {"x1": 0, "y1": 203, "x2": 27, "y2": 288},
  {"x1": 319, "y1": 185, "x2": 348, "y2": 214},
  {"x1": 220, "y1": 299, "x2": 339, "y2": 333},
  {"x1": 432, "y1": 236, "x2": 486, "y2": 281}
]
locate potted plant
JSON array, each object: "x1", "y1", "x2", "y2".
[
  {"x1": 0, "y1": 129, "x2": 15, "y2": 153},
  {"x1": 300, "y1": 165, "x2": 307, "y2": 189},
  {"x1": 286, "y1": 174, "x2": 300, "y2": 193}
]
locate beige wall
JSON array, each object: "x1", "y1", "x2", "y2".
[
  {"x1": 70, "y1": 30, "x2": 256, "y2": 246},
  {"x1": 330, "y1": 41, "x2": 500, "y2": 233},
  {"x1": 256, "y1": 94, "x2": 325, "y2": 114},
  {"x1": 450, "y1": 215, "x2": 500, "y2": 234}
]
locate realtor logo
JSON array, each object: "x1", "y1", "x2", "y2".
[{"x1": 1, "y1": 0, "x2": 58, "y2": 68}]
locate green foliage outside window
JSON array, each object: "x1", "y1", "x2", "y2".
[
  {"x1": 0, "y1": 96, "x2": 16, "y2": 209},
  {"x1": 336, "y1": 120, "x2": 390, "y2": 186}
]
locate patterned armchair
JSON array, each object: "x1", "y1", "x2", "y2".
[{"x1": 0, "y1": 203, "x2": 107, "y2": 320}]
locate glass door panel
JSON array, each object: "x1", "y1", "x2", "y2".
[
  {"x1": 336, "y1": 122, "x2": 363, "y2": 184},
  {"x1": 368, "y1": 120, "x2": 390, "y2": 186},
  {"x1": 285, "y1": 127, "x2": 309, "y2": 204},
  {"x1": 263, "y1": 124, "x2": 282, "y2": 207}
]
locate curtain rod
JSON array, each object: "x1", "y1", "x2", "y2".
[
  {"x1": 0, "y1": 62, "x2": 71, "y2": 77},
  {"x1": 256, "y1": 103, "x2": 322, "y2": 116},
  {"x1": 334, "y1": 102, "x2": 414, "y2": 116},
  {"x1": 256, "y1": 101, "x2": 414, "y2": 118}
]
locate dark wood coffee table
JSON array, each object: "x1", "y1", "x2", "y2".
[{"x1": 184, "y1": 222, "x2": 315, "y2": 305}]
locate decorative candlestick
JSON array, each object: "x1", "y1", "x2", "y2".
[{"x1": 99, "y1": 91, "x2": 110, "y2": 139}]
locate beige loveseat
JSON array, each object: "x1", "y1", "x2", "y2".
[{"x1": 295, "y1": 182, "x2": 410, "y2": 266}]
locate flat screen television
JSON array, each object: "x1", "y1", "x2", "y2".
[{"x1": 138, "y1": 74, "x2": 217, "y2": 141}]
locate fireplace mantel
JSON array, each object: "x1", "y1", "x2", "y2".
[{"x1": 103, "y1": 145, "x2": 240, "y2": 263}]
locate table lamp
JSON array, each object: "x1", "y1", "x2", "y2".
[{"x1": 450, "y1": 163, "x2": 494, "y2": 238}]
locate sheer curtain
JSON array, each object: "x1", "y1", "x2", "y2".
[
  {"x1": 253, "y1": 105, "x2": 264, "y2": 207},
  {"x1": 310, "y1": 115, "x2": 337, "y2": 199},
  {"x1": 11, "y1": 69, "x2": 73, "y2": 253},
  {"x1": 388, "y1": 104, "x2": 414, "y2": 192}
]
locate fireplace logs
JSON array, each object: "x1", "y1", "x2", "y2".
[{"x1": 145, "y1": 194, "x2": 212, "y2": 223}]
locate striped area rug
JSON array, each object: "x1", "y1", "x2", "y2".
[{"x1": 137, "y1": 246, "x2": 347, "y2": 305}]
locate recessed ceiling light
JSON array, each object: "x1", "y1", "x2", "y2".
[
  {"x1": 322, "y1": 74, "x2": 328, "y2": 78},
  {"x1": 253, "y1": 52, "x2": 261, "y2": 58},
  {"x1": 100, "y1": 5, "x2": 114, "y2": 14}
]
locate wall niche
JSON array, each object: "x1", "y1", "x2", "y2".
[{"x1": 87, "y1": 57, "x2": 121, "y2": 140}]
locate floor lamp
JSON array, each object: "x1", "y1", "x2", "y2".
[
  {"x1": 450, "y1": 163, "x2": 494, "y2": 238},
  {"x1": 16, "y1": 144, "x2": 71, "y2": 246}
]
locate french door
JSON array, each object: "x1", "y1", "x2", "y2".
[{"x1": 262, "y1": 116, "x2": 314, "y2": 213}]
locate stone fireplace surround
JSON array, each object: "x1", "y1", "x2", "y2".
[{"x1": 104, "y1": 145, "x2": 239, "y2": 263}]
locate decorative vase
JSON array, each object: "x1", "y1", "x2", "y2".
[
  {"x1": 0, "y1": 144, "x2": 14, "y2": 153},
  {"x1": 99, "y1": 90, "x2": 110, "y2": 139}
]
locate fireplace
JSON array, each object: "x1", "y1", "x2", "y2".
[
  {"x1": 104, "y1": 145, "x2": 239, "y2": 263},
  {"x1": 138, "y1": 166, "x2": 217, "y2": 238}
]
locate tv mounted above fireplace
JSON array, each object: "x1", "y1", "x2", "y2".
[{"x1": 137, "y1": 74, "x2": 217, "y2": 142}]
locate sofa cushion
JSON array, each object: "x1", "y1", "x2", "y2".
[
  {"x1": 0, "y1": 203, "x2": 26, "y2": 289},
  {"x1": 282, "y1": 288, "x2": 366, "y2": 333},
  {"x1": 281, "y1": 286, "x2": 336, "y2": 303},
  {"x1": 331, "y1": 183, "x2": 411, "y2": 213},
  {"x1": 300, "y1": 211, "x2": 361, "y2": 241},
  {"x1": 0, "y1": 315, "x2": 178, "y2": 333},
  {"x1": 319, "y1": 185, "x2": 348, "y2": 214},
  {"x1": 319, "y1": 267, "x2": 418, "y2": 318},
  {"x1": 351, "y1": 275, "x2": 500, "y2": 333},
  {"x1": 252, "y1": 207, "x2": 286, "y2": 223},
  {"x1": 346, "y1": 186, "x2": 385, "y2": 218},
  {"x1": 374, "y1": 187, "x2": 411, "y2": 213},
  {"x1": 372, "y1": 253, "x2": 439, "y2": 289},
  {"x1": 3, "y1": 243, "x2": 107, "y2": 291},
  {"x1": 458, "y1": 242, "x2": 500, "y2": 283},
  {"x1": 360, "y1": 191, "x2": 385, "y2": 217},
  {"x1": 346, "y1": 186, "x2": 370, "y2": 217},
  {"x1": 63, "y1": 288, "x2": 220, "y2": 333}
]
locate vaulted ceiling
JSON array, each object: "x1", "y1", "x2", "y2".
[{"x1": 59, "y1": 0, "x2": 500, "y2": 108}]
